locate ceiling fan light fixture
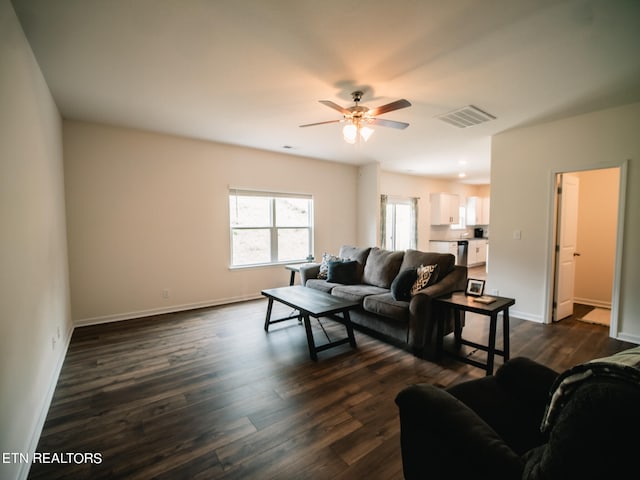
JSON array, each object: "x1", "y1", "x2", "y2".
[
  {"x1": 360, "y1": 125, "x2": 374, "y2": 142},
  {"x1": 302, "y1": 91, "x2": 410, "y2": 144},
  {"x1": 343, "y1": 123, "x2": 358, "y2": 144}
]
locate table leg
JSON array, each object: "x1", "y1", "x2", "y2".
[
  {"x1": 435, "y1": 313, "x2": 444, "y2": 360},
  {"x1": 302, "y1": 313, "x2": 318, "y2": 361},
  {"x1": 454, "y1": 309, "x2": 463, "y2": 349},
  {"x1": 486, "y1": 313, "x2": 498, "y2": 376},
  {"x1": 343, "y1": 310, "x2": 357, "y2": 348},
  {"x1": 503, "y1": 308, "x2": 510, "y2": 361},
  {"x1": 264, "y1": 297, "x2": 274, "y2": 331}
]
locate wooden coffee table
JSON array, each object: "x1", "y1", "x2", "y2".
[{"x1": 262, "y1": 286, "x2": 358, "y2": 361}]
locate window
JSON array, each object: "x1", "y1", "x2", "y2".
[
  {"x1": 380, "y1": 195, "x2": 418, "y2": 251},
  {"x1": 229, "y1": 190, "x2": 313, "y2": 267}
]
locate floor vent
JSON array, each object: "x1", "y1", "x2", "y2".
[{"x1": 436, "y1": 105, "x2": 496, "y2": 128}]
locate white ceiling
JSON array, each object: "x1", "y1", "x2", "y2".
[{"x1": 12, "y1": 0, "x2": 640, "y2": 184}]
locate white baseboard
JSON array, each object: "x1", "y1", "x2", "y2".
[
  {"x1": 18, "y1": 324, "x2": 75, "y2": 480},
  {"x1": 509, "y1": 309, "x2": 544, "y2": 323},
  {"x1": 74, "y1": 294, "x2": 263, "y2": 327},
  {"x1": 573, "y1": 297, "x2": 612, "y2": 309},
  {"x1": 615, "y1": 332, "x2": 640, "y2": 345}
]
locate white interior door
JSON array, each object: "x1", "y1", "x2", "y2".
[{"x1": 554, "y1": 173, "x2": 580, "y2": 321}]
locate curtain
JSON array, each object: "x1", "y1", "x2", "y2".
[
  {"x1": 410, "y1": 196, "x2": 418, "y2": 249},
  {"x1": 380, "y1": 194, "x2": 388, "y2": 249}
]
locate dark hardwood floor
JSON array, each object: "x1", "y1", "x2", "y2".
[{"x1": 29, "y1": 284, "x2": 634, "y2": 479}]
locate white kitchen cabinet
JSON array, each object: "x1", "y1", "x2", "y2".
[
  {"x1": 430, "y1": 193, "x2": 460, "y2": 225},
  {"x1": 467, "y1": 239, "x2": 488, "y2": 266},
  {"x1": 429, "y1": 241, "x2": 458, "y2": 265},
  {"x1": 466, "y1": 196, "x2": 490, "y2": 225}
]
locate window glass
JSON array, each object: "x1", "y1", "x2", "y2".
[
  {"x1": 229, "y1": 190, "x2": 313, "y2": 267},
  {"x1": 275, "y1": 197, "x2": 310, "y2": 227}
]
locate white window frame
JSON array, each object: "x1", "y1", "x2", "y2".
[{"x1": 229, "y1": 189, "x2": 314, "y2": 268}]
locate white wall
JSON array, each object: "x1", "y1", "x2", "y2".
[
  {"x1": 63, "y1": 121, "x2": 358, "y2": 323},
  {"x1": 0, "y1": 1, "x2": 73, "y2": 479},
  {"x1": 357, "y1": 163, "x2": 380, "y2": 247},
  {"x1": 491, "y1": 102, "x2": 640, "y2": 343}
]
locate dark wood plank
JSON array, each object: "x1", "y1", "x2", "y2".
[{"x1": 28, "y1": 291, "x2": 635, "y2": 480}]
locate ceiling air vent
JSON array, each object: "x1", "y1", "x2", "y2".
[{"x1": 436, "y1": 105, "x2": 496, "y2": 128}]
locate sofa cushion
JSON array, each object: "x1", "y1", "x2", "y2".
[
  {"x1": 363, "y1": 293, "x2": 410, "y2": 323},
  {"x1": 410, "y1": 264, "x2": 440, "y2": 296},
  {"x1": 362, "y1": 247, "x2": 404, "y2": 288},
  {"x1": 391, "y1": 267, "x2": 418, "y2": 301},
  {"x1": 400, "y1": 250, "x2": 455, "y2": 277},
  {"x1": 338, "y1": 245, "x2": 371, "y2": 283},
  {"x1": 318, "y1": 252, "x2": 345, "y2": 279},
  {"x1": 331, "y1": 284, "x2": 389, "y2": 304},
  {"x1": 326, "y1": 260, "x2": 359, "y2": 285},
  {"x1": 305, "y1": 278, "x2": 341, "y2": 293}
]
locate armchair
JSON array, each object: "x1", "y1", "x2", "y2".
[{"x1": 395, "y1": 349, "x2": 640, "y2": 480}]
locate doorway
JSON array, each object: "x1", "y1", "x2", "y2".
[{"x1": 550, "y1": 166, "x2": 622, "y2": 334}]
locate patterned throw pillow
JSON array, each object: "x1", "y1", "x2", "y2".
[
  {"x1": 410, "y1": 264, "x2": 439, "y2": 296},
  {"x1": 318, "y1": 252, "x2": 343, "y2": 279}
]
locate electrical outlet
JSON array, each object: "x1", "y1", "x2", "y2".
[
  {"x1": 162, "y1": 289, "x2": 170, "y2": 299},
  {"x1": 51, "y1": 337, "x2": 56, "y2": 350},
  {"x1": 491, "y1": 289, "x2": 499, "y2": 296}
]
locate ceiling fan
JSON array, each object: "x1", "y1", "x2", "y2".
[{"x1": 300, "y1": 91, "x2": 411, "y2": 144}]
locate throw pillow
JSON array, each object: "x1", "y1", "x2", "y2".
[
  {"x1": 390, "y1": 267, "x2": 418, "y2": 301},
  {"x1": 410, "y1": 264, "x2": 440, "y2": 296},
  {"x1": 318, "y1": 252, "x2": 343, "y2": 279},
  {"x1": 326, "y1": 260, "x2": 359, "y2": 285}
]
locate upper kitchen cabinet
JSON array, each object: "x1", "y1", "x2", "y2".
[
  {"x1": 430, "y1": 193, "x2": 460, "y2": 225},
  {"x1": 466, "y1": 196, "x2": 490, "y2": 225}
]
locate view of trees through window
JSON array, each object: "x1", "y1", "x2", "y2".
[{"x1": 229, "y1": 191, "x2": 313, "y2": 266}]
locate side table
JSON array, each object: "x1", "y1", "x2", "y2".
[{"x1": 434, "y1": 292, "x2": 515, "y2": 376}]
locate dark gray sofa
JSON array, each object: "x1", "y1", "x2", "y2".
[{"x1": 299, "y1": 245, "x2": 468, "y2": 358}]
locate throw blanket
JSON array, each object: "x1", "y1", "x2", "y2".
[{"x1": 540, "y1": 346, "x2": 640, "y2": 432}]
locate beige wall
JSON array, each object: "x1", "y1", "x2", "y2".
[
  {"x1": 491, "y1": 102, "x2": 640, "y2": 344},
  {"x1": 0, "y1": 1, "x2": 73, "y2": 479},
  {"x1": 574, "y1": 168, "x2": 619, "y2": 308},
  {"x1": 63, "y1": 121, "x2": 358, "y2": 323}
]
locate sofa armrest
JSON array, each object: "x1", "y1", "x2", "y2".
[
  {"x1": 415, "y1": 264, "x2": 468, "y2": 298},
  {"x1": 396, "y1": 384, "x2": 523, "y2": 480},
  {"x1": 446, "y1": 358, "x2": 558, "y2": 455},
  {"x1": 299, "y1": 263, "x2": 321, "y2": 285},
  {"x1": 406, "y1": 265, "x2": 467, "y2": 355}
]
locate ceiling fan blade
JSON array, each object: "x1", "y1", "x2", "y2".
[
  {"x1": 370, "y1": 118, "x2": 410, "y2": 129},
  {"x1": 319, "y1": 100, "x2": 351, "y2": 115},
  {"x1": 299, "y1": 119, "x2": 343, "y2": 128},
  {"x1": 368, "y1": 99, "x2": 411, "y2": 117}
]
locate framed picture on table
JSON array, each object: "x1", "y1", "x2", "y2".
[{"x1": 466, "y1": 278, "x2": 485, "y2": 297}]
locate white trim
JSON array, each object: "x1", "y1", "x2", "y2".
[
  {"x1": 573, "y1": 297, "x2": 612, "y2": 309},
  {"x1": 20, "y1": 324, "x2": 75, "y2": 480},
  {"x1": 74, "y1": 295, "x2": 263, "y2": 327},
  {"x1": 546, "y1": 161, "x2": 627, "y2": 339},
  {"x1": 510, "y1": 309, "x2": 544, "y2": 323},
  {"x1": 609, "y1": 160, "x2": 628, "y2": 340},
  {"x1": 616, "y1": 332, "x2": 640, "y2": 345}
]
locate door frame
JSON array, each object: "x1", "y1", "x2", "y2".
[{"x1": 546, "y1": 160, "x2": 628, "y2": 339}]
